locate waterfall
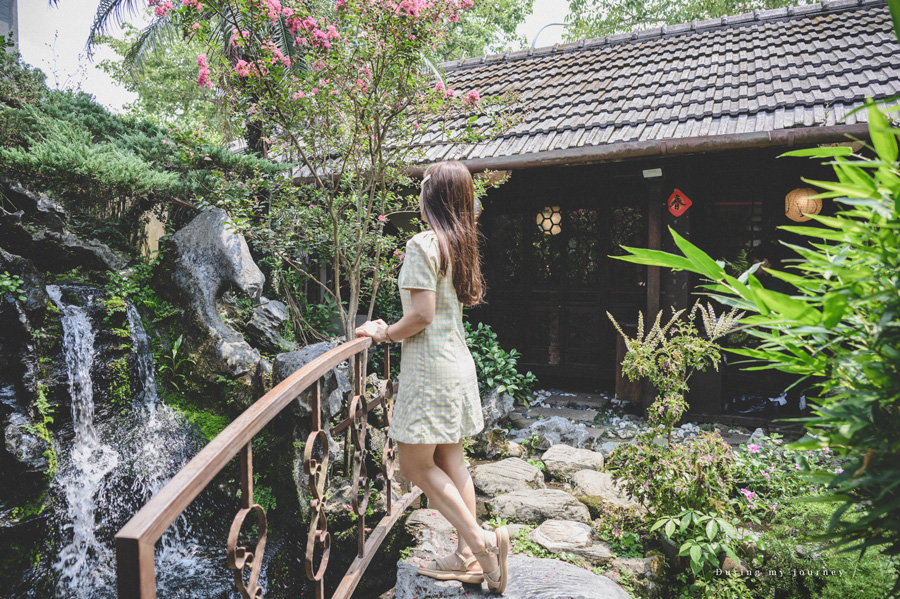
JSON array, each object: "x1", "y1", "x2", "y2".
[
  {"x1": 47, "y1": 286, "x2": 231, "y2": 599},
  {"x1": 47, "y1": 285, "x2": 121, "y2": 597}
]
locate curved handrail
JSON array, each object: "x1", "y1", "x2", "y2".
[{"x1": 115, "y1": 337, "x2": 375, "y2": 598}]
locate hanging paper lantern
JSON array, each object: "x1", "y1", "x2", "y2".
[{"x1": 785, "y1": 188, "x2": 822, "y2": 222}]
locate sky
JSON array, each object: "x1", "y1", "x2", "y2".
[{"x1": 17, "y1": 0, "x2": 570, "y2": 113}]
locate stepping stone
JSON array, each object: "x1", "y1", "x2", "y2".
[
  {"x1": 508, "y1": 413, "x2": 538, "y2": 429},
  {"x1": 471, "y1": 458, "x2": 546, "y2": 496},
  {"x1": 540, "y1": 444, "x2": 605, "y2": 481},
  {"x1": 489, "y1": 489, "x2": 590, "y2": 524},
  {"x1": 395, "y1": 555, "x2": 632, "y2": 599},
  {"x1": 544, "y1": 393, "x2": 611, "y2": 410},
  {"x1": 527, "y1": 406, "x2": 599, "y2": 423},
  {"x1": 571, "y1": 470, "x2": 646, "y2": 517},
  {"x1": 404, "y1": 509, "x2": 457, "y2": 566},
  {"x1": 602, "y1": 556, "x2": 665, "y2": 599},
  {"x1": 528, "y1": 520, "x2": 614, "y2": 566}
]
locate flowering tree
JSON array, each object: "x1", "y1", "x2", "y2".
[{"x1": 162, "y1": 0, "x2": 519, "y2": 342}]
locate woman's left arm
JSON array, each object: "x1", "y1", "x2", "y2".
[{"x1": 356, "y1": 289, "x2": 435, "y2": 343}]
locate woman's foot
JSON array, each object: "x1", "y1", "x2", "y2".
[
  {"x1": 472, "y1": 527, "x2": 509, "y2": 594},
  {"x1": 417, "y1": 550, "x2": 484, "y2": 583}
]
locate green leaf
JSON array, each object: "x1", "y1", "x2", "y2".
[
  {"x1": 689, "y1": 544, "x2": 702, "y2": 564},
  {"x1": 868, "y1": 99, "x2": 899, "y2": 164},
  {"x1": 664, "y1": 520, "x2": 676, "y2": 537},
  {"x1": 822, "y1": 291, "x2": 848, "y2": 328},
  {"x1": 669, "y1": 227, "x2": 726, "y2": 281},
  {"x1": 780, "y1": 146, "x2": 853, "y2": 158},
  {"x1": 706, "y1": 519, "x2": 718, "y2": 541},
  {"x1": 615, "y1": 247, "x2": 694, "y2": 272}
]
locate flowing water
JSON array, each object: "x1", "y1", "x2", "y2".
[{"x1": 47, "y1": 286, "x2": 233, "y2": 599}]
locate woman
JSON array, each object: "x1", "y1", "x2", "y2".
[{"x1": 356, "y1": 160, "x2": 509, "y2": 593}]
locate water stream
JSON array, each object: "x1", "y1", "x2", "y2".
[{"x1": 47, "y1": 286, "x2": 231, "y2": 598}]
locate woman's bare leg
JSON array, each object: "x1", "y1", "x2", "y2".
[
  {"x1": 398, "y1": 441, "x2": 498, "y2": 575},
  {"x1": 433, "y1": 441, "x2": 479, "y2": 571}
]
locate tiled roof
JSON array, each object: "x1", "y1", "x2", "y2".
[{"x1": 421, "y1": 0, "x2": 900, "y2": 166}]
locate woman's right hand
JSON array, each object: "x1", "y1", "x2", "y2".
[{"x1": 355, "y1": 319, "x2": 388, "y2": 343}]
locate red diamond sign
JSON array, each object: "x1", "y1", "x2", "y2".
[{"x1": 667, "y1": 189, "x2": 692, "y2": 217}]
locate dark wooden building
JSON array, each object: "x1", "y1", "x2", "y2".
[{"x1": 424, "y1": 0, "x2": 900, "y2": 410}]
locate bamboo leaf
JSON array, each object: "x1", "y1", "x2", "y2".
[
  {"x1": 868, "y1": 99, "x2": 899, "y2": 164},
  {"x1": 780, "y1": 146, "x2": 853, "y2": 158},
  {"x1": 669, "y1": 227, "x2": 726, "y2": 281}
]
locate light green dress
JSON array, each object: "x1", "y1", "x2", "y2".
[{"x1": 389, "y1": 230, "x2": 483, "y2": 444}]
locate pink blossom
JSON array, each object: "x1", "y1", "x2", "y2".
[
  {"x1": 336, "y1": 0, "x2": 347, "y2": 7},
  {"x1": 834, "y1": 468, "x2": 844, "y2": 474},
  {"x1": 433, "y1": 81, "x2": 445, "y2": 92},
  {"x1": 196, "y1": 53, "x2": 208, "y2": 67},
  {"x1": 150, "y1": 0, "x2": 174, "y2": 17},
  {"x1": 747, "y1": 443, "x2": 761, "y2": 454},
  {"x1": 310, "y1": 87, "x2": 319, "y2": 95},
  {"x1": 378, "y1": 215, "x2": 387, "y2": 222},
  {"x1": 444, "y1": 88, "x2": 457, "y2": 98},
  {"x1": 191, "y1": 23, "x2": 201, "y2": 30},
  {"x1": 266, "y1": 0, "x2": 282, "y2": 22},
  {"x1": 464, "y1": 89, "x2": 480, "y2": 105},
  {"x1": 356, "y1": 78, "x2": 369, "y2": 92},
  {"x1": 740, "y1": 488, "x2": 754, "y2": 501},
  {"x1": 794, "y1": 463, "x2": 802, "y2": 470},
  {"x1": 293, "y1": 90, "x2": 306, "y2": 100},
  {"x1": 748, "y1": 503, "x2": 755, "y2": 509},
  {"x1": 449, "y1": 13, "x2": 459, "y2": 22},
  {"x1": 770, "y1": 503, "x2": 778, "y2": 509},
  {"x1": 326, "y1": 25, "x2": 340, "y2": 40},
  {"x1": 234, "y1": 60, "x2": 252, "y2": 77},
  {"x1": 461, "y1": 0, "x2": 473, "y2": 8}
]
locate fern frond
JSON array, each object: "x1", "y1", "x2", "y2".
[{"x1": 87, "y1": 0, "x2": 146, "y2": 55}]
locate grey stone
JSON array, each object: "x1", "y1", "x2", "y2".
[
  {"x1": 509, "y1": 416, "x2": 595, "y2": 450},
  {"x1": 607, "y1": 556, "x2": 665, "y2": 599},
  {"x1": 275, "y1": 340, "x2": 351, "y2": 419},
  {"x1": 482, "y1": 387, "x2": 515, "y2": 430},
  {"x1": 4, "y1": 412, "x2": 50, "y2": 471},
  {"x1": 749, "y1": 427, "x2": 767, "y2": 445},
  {"x1": 529, "y1": 519, "x2": 593, "y2": 550},
  {"x1": 246, "y1": 297, "x2": 291, "y2": 353},
  {"x1": 528, "y1": 520, "x2": 614, "y2": 566},
  {"x1": 471, "y1": 458, "x2": 546, "y2": 496},
  {"x1": 595, "y1": 440, "x2": 623, "y2": 456},
  {"x1": 31, "y1": 229, "x2": 128, "y2": 272},
  {"x1": 572, "y1": 471, "x2": 640, "y2": 510},
  {"x1": 489, "y1": 489, "x2": 590, "y2": 524},
  {"x1": 404, "y1": 509, "x2": 457, "y2": 565},
  {"x1": 159, "y1": 208, "x2": 264, "y2": 377},
  {"x1": 528, "y1": 406, "x2": 599, "y2": 423},
  {"x1": 541, "y1": 444, "x2": 605, "y2": 481},
  {"x1": 395, "y1": 555, "x2": 631, "y2": 599}
]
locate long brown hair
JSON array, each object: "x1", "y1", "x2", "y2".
[{"x1": 420, "y1": 161, "x2": 484, "y2": 306}]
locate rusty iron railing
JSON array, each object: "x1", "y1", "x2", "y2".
[{"x1": 116, "y1": 337, "x2": 422, "y2": 599}]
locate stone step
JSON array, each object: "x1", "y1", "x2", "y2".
[
  {"x1": 543, "y1": 393, "x2": 612, "y2": 411},
  {"x1": 527, "y1": 406, "x2": 599, "y2": 423},
  {"x1": 394, "y1": 555, "x2": 632, "y2": 599}
]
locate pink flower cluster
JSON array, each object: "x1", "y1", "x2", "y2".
[
  {"x1": 196, "y1": 53, "x2": 212, "y2": 88},
  {"x1": 234, "y1": 60, "x2": 253, "y2": 77},
  {"x1": 287, "y1": 15, "x2": 340, "y2": 50},
  {"x1": 464, "y1": 89, "x2": 480, "y2": 105},
  {"x1": 395, "y1": 0, "x2": 427, "y2": 17},
  {"x1": 182, "y1": 0, "x2": 202, "y2": 10},
  {"x1": 148, "y1": 0, "x2": 174, "y2": 17},
  {"x1": 230, "y1": 28, "x2": 250, "y2": 47}
]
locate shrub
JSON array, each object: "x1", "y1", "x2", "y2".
[
  {"x1": 613, "y1": 101, "x2": 900, "y2": 592},
  {"x1": 607, "y1": 431, "x2": 735, "y2": 517},
  {"x1": 464, "y1": 321, "x2": 537, "y2": 406}
]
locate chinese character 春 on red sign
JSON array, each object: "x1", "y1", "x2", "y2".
[{"x1": 667, "y1": 189, "x2": 692, "y2": 217}]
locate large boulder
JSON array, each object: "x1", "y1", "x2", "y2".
[
  {"x1": 157, "y1": 208, "x2": 264, "y2": 379},
  {"x1": 471, "y1": 458, "x2": 546, "y2": 496},
  {"x1": 481, "y1": 388, "x2": 515, "y2": 430},
  {"x1": 540, "y1": 444, "x2": 604, "y2": 481},
  {"x1": 0, "y1": 179, "x2": 127, "y2": 273},
  {"x1": 246, "y1": 297, "x2": 291, "y2": 353},
  {"x1": 394, "y1": 555, "x2": 631, "y2": 599},
  {"x1": 488, "y1": 489, "x2": 590, "y2": 524},
  {"x1": 3, "y1": 412, "x2": 50, "y2": 472},
  {"x1": 604, "y1": 556, "x2": 665, "y2": 599},
  {"x1": 274, "y1": 340, "x2": 351, "y2": 420}
]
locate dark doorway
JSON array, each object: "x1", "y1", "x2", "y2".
[{"x1": 475, "y1": 165, "x2": 647, "y2": 390}]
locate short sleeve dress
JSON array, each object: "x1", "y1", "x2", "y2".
[{"x1": 388, "y1": 230, "x2": 484, "y2": 444}]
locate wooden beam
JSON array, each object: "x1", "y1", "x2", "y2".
[{"x1": 646, "y1": 181, "x2": 662, "y2": 320}]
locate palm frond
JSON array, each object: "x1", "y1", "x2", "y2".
[
  {"x1": 123, "y1": 19, "x2": 179, "y2": 75},
  {"x1": 87, "y1": 0, "x2": 146, "y2": 55}
]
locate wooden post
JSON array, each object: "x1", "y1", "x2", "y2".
[{"x1": 646, "y1": 180, "x2": 662, "y2": 323}]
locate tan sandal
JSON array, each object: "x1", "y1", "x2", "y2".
[
  {"x1": 473, "y1": 526, "x2": 509, "y2": 594},
  {"x1": 416, "y1": 550, "x2": 484, "y2": 584}
]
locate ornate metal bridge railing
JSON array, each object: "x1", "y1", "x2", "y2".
[{"x1": 115, "y1": 337, "x2": 422, "y2": 599}]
